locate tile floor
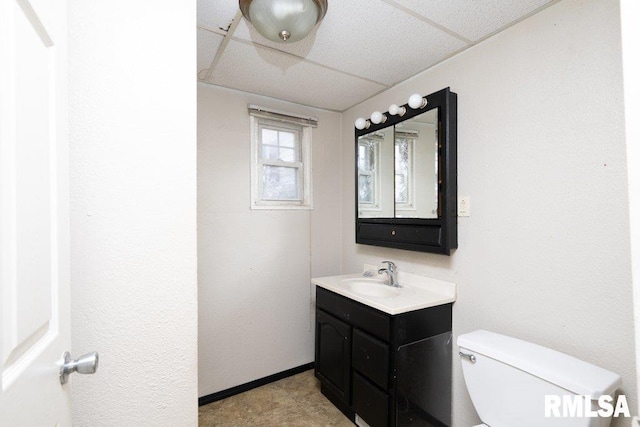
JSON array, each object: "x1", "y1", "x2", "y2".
[{"x1": 198, "y1": 369, "x2": 354, "y2": 426}]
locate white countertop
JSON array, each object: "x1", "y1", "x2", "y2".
[{"x1": 312, "y1": 265, "x2": 456, "y2": 315}]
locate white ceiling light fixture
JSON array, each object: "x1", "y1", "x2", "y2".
[{"x1": 239, "y1": 0, "x2": 328, "y2": 43}]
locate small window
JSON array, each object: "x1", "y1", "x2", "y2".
[{"x1": 250, "y1": 112, "x2": 313, "y2": 209}]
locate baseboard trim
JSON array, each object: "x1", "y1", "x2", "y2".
[{"x1": 198, "y1": 362, "x2": 315, "y2": 407}]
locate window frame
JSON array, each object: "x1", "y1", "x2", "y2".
[
  {"x1": 357, "y1": 137, "x2": 381, "y2": 212},
  {"x1": 250, "y1": 115, "x2": 313, "y2": 210},
  {"x1": 394, "y1": 134, "x2": 416, "y2": 212}
]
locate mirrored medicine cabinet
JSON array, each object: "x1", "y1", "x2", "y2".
[{"x1": 355, "y1": 87, "x2": 457, "y2": 255}]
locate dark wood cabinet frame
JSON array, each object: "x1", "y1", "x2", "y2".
[
  {"x1": 315, "y1": 287, "x2": 453, "y2": 426},
  {"x1": 355, "y1": 87, "x2": 457, "y2": 255}
]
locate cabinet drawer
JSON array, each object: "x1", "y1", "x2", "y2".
[
  {"x1": 316, "y1": 287, "x2": 390, "y2": 342},
  {"x1": 352, "y1": 329, "x2": 389, "y2": 389},
  {"x1": 352, "y1": 371, "x2": 389, "y2": 427}
]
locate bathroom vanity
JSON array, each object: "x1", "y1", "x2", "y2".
[{"x1": 313, "y1": 269, "x2": 455, "y2": 427}]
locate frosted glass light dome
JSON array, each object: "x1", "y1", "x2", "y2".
[{"x1": 240, "y1": 0, "x2": 328, "y2": 43}]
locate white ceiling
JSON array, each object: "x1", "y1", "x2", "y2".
[{"x1": 198, "y1": 0, "x2": 556, "y2": 112}]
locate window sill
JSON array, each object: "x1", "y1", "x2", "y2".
[{"x1": 251, "y1": 203, "x2": 314, "y2": 211}]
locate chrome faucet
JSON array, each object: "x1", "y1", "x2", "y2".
[{"x1": 378, "y1": 261, "x2": 400, "y2": 287}]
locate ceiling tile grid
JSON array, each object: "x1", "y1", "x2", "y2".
[
  {"x1": 197, "y1": 29, "x2": 224, "y2": 79},
  {"x1": 390, "y1": 0, "x2": 555, "y2": 41},
  {"x1": 230, "y1": 0, "x2": 468, "y2": 85},
  {"x1": 197, "y1": 0, "x2": 239, "y2": 32},
  {"x1": 209, "y1": 40, "x2": 387, "y2": 111},
  {"x1": 197, "y1": 0, "x2": 557, "y2": 111}
]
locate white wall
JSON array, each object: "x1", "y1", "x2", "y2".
[
  {"x1": 198, "y1": 84, "x2": 342, "y2": 396},
  {"x1": 342, "y1": 0, "x2": 636, "y2": 425},
  {"x1": 68, "y1": 1, "x2": 198, "y2": 425},
  {"x1": 621, "y1": 0, "x2": 640, "y2": 415}
]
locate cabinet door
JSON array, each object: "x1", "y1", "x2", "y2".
[
  {"x1": 315, "y1": 309, "x2": 351, "y2": 404},
  {"x1": 352, "y1": 371, "x2": 389, "y2": 427}
]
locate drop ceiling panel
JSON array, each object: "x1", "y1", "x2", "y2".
[
  {"x1": 196, "y1": 0, "x2": 558, "y2": 110},
  {"x1": 198, "y1": 0, "x2": 239, "y2": 32},
  {"x1": 207, "y1": 40, "x2": 387, "y2": 111},
  {"x1": 391, "y1": 0, "x2": 555, "y2": 41},
  {"x1": 231, "y1": 0, "x2": 468, "y2": 85},
  {"x1": 197, "y1": 29, "x2": 224, "y2": 79}
]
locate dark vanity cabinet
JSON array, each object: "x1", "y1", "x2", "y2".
[{"x1": 315, "y1": 287, "x2": 452, "y2": 427}]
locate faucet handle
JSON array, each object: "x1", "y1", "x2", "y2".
[{"x1": 381, "y1": 261, "x2": 396, "y2": 272}]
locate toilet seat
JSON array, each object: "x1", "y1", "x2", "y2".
[{"x1": 473, "y1": 424, "x2": 488, "y2": 427}]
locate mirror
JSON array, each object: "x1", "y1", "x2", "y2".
[
  {"x1": 358, "y1": 108, "x2": 438, "y2": 219},
  {"x1": 355, "y1": 88, "x2": 457, "y2": 255}
]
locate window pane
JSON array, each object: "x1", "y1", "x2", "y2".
[
  {"x1": 395, "y1": 174, "x2": 407, "y2": 203},
  {"x1": 279, "y1": 131, "x2": 295, "y2": 148},
  {"x1": 359, "y1": 174, "x2": 373, "y2": 203},
  {"x1": 395, "y1": 140, "x2": 409, "y2": 172},
  {"x1": 260, "y1": 128, "x2": 298, "y2": 162},
  {"x1": 358, "y1": 142, "x2": 375, "y2": 172},
  {"x1": 262, "y1": 129, "x2": 278, "y2": 146},
  {"x1": 358, "y1": 146, "x2": 367, "y2": 171},
  {"x1": 262, "y1": 145, "x2": 279, "y2": 160},
  {"x1": 263, "y1": 165, "x2": 299, "y2": 200},
  {"x1": 279, "y1": 147, "x2": 296, "y2": 162}
]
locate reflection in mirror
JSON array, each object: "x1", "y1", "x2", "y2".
[
  {"x1": 395, "y1": 108, "x2": 438, "y2": 219},
  {"x1": 357, "y1": 109, "x2": 438, "y2": 219},
  {"x1": 358, "y1": 130, "x2": 393, "y2": 218}
]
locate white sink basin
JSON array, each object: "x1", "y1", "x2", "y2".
[
  {"x1": 341, "y1": 278, "x2": 400, "y2": 298},
  {"x1": 312, "y1": 265, "x2": 456, "y2": 315}
]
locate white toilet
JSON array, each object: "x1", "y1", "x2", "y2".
[{"x1": 458, "y1": 330, "x2": 622, "y2": 427}]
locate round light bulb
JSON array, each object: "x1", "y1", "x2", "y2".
[
  {"x1": 408, "y1": 93, "x2": 427, "y2": 109},
  {"x1": 389, "y1": 104, "x2": 406, "y2": 116},
  {"x1": 355, "y1": 117, "x2": 369, "y2": 130},
  {"x1": 370, "y1": 111, "x2": 386, "y2": 125}
]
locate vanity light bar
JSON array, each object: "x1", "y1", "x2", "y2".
[{"x1": 354, "y1": 93, "x2": 428, "y2": 130}]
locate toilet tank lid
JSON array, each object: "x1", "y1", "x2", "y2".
[{"x1": 457, "y1": 330, "x2": 621, "y2": 398}]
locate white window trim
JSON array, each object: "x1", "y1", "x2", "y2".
[
  {"x1": 395, "y1": 135, "x2": 416, "y2": 212},
  {"x1": 357, "y1": 138, "x2": 381, "y2": 212},
  {"x1": 250, "y1": 115, "x2": 313, "y2": 210}
]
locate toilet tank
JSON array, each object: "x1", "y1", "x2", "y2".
[{"x1": 458, "y1": 330, "x2": 621, "y2": 427}]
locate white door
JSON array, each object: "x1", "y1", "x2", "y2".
[{"x1": 0, "y1": 0, "x2": 72, "y2": 424}]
